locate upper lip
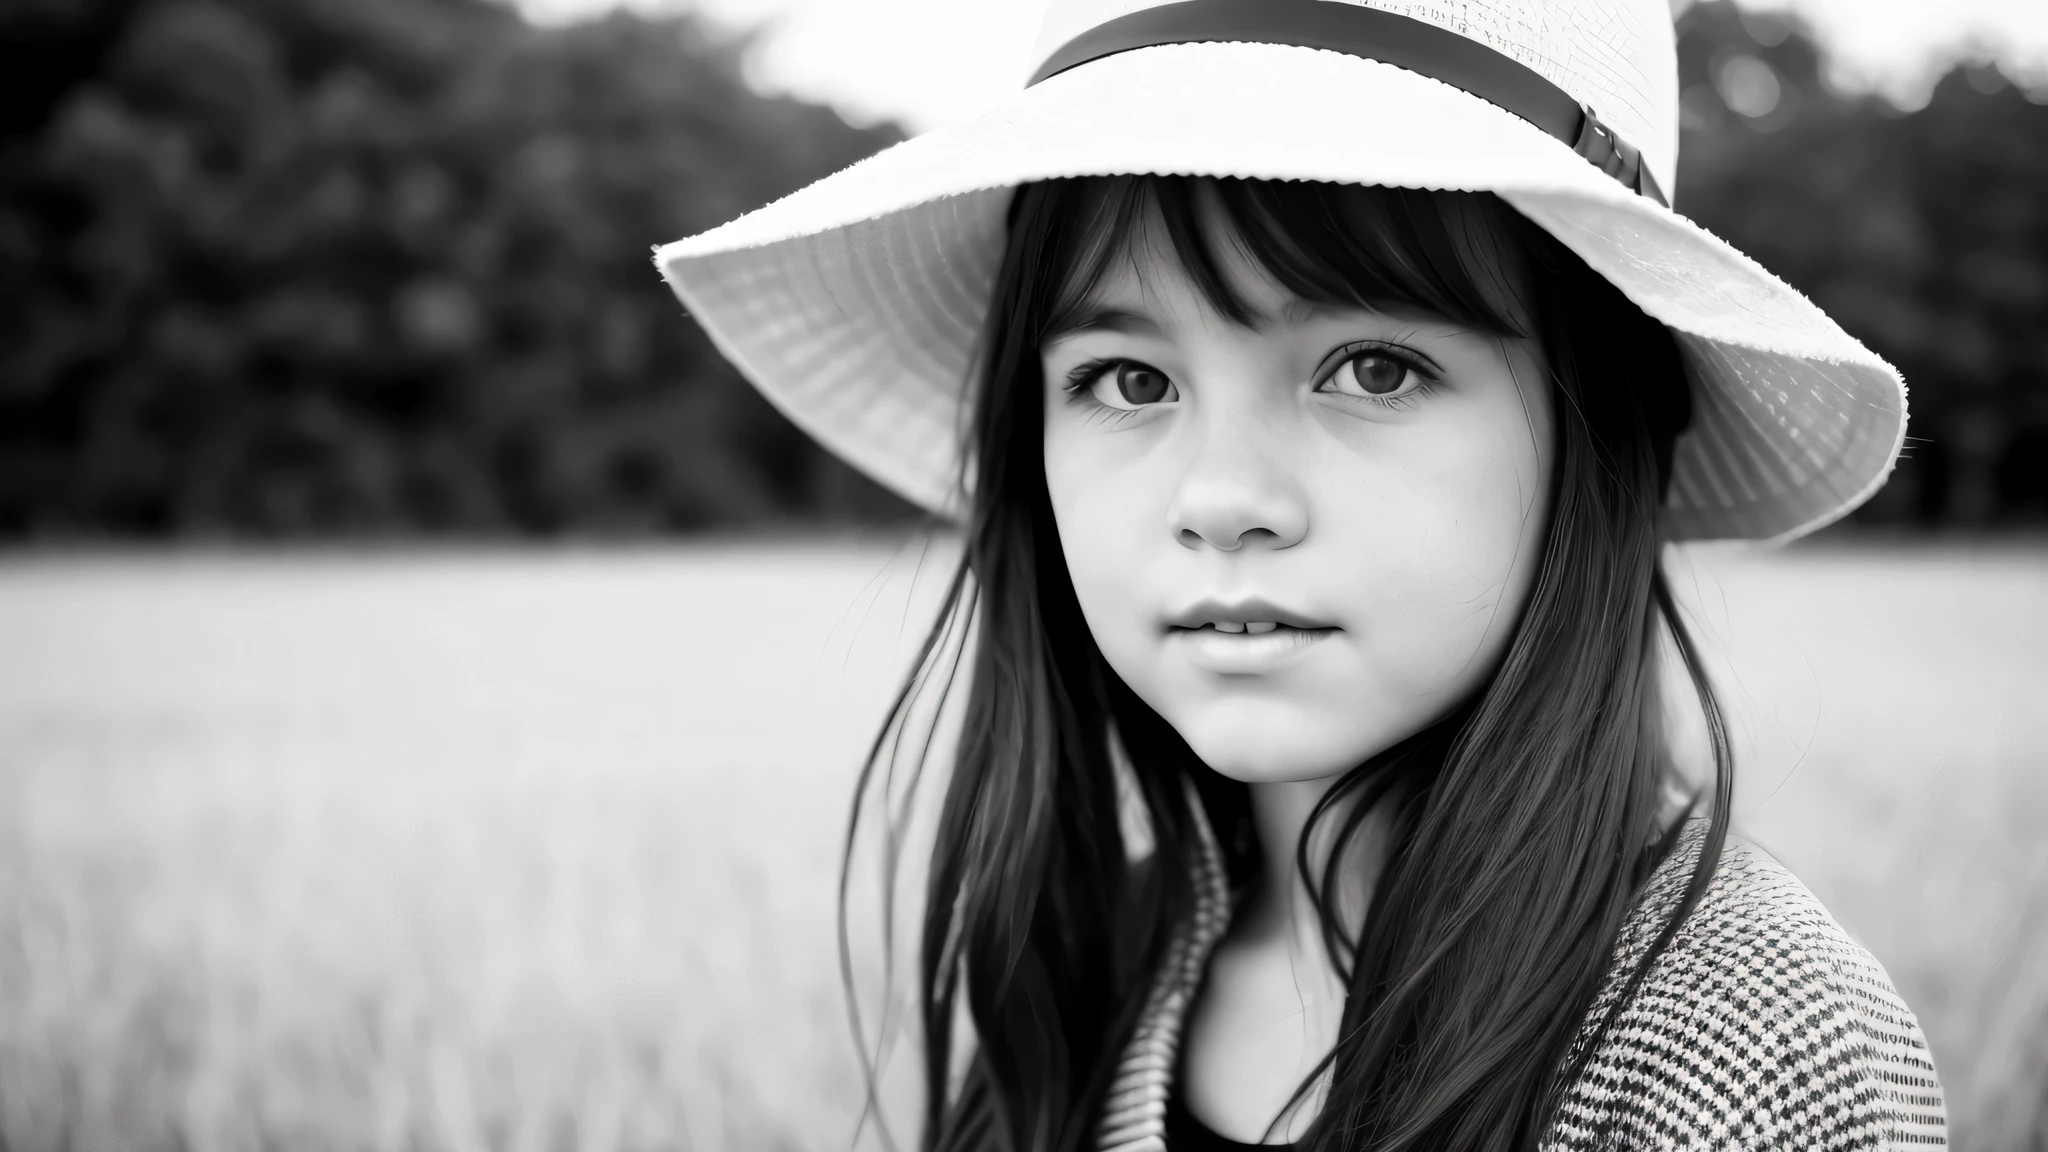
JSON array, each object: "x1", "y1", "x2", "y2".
[{"x1": 1165, "y1": 597, "x2": 1335, "y2": 631}]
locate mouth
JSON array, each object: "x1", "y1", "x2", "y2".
[{"x1": 1172, "y1": 621, "x2": 1331, "y2": 636}]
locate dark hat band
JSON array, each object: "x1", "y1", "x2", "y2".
[{"x1": 1027, "y1": 0, "x2": 1668, "y2": 207}]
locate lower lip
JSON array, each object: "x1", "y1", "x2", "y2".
[{"x1": 1170, "y1": 626, "x2": 1337, "y2": 674}]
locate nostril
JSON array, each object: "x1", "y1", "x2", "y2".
[
  {"x1": 1179, "y1": 525, "x2": 1296, "y2": 551},
  {"x1": 1167, "y1": 475, "x2": 1308, "y2": 550}
]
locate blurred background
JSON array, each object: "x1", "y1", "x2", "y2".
[{"x1": 1, "y1": 0, "x2": 2044, "y2": 1148}]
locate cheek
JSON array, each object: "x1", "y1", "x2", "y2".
[
  {"x1": 1043, "y1": 424, "x2": 1161, "y2": 650},
  {"x1": 1330, "y1": 392, "x2": 1553, "y2": 696}
]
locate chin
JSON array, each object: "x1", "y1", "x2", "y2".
[{"x1": 1173, "y1": 719, "x2": 1380, "y2": 784}]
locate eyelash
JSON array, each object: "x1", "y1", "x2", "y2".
[
  {"x1": 1059, "y1": 342, "x2": 1440, "y2": 412},
  {"x1": 1058, "y1": 360, "x2": 1150, "y2": 427}
]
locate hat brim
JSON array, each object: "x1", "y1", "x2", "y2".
[{"x1": 656, "y1": 41, "x2": 1904, "y2": 544}]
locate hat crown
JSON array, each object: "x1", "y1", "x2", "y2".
[{"x1": 1028, "y1": 0, "x2": 1679, "y2": 196}]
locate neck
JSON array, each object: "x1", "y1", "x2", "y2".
[{"x1": 1236, "y1": 772, "x2": 1397, "y2": 968}]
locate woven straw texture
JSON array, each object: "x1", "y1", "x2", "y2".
[{"x1": 1028, "y1": 0, "x2": 1681, "y2": 196}]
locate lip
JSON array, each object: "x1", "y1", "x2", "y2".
[
  {"x1": 1163, "y1": 596, "x2": 1339, "y2": 675},
  {"x1": 1163, "y1": 596, "x2": 1333, "y2": 632},
  {"x1": 1170, "y1": 623, "x2": 1337, "y2": 674}
]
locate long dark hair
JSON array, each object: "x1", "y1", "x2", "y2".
[{"x1": 841, "y1": 176, "x2": 1732, "y2": 1152}]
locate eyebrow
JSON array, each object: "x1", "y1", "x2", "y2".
[
  {"x1": 1046, "y1": 297, "x2": 1389, "y2": 344},
  {"x1": 1278, "y1": 298, "x2": 1364, "y2": 325},
  {"x1": 1041, "y1": 304, "x2": 1162, "y2": 344}
]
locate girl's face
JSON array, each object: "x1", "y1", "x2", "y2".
[{"x1": 1040, "y1": 199, "x2": 1556, "y2": 783}]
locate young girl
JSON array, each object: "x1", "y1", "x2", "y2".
[{"x1": 658, "y1": 2, "x2": 1947, "y2": 1148}]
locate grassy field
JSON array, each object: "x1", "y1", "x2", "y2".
[{"x1": 0, "y1": 538, "x2": 2042, "y2": 1151}]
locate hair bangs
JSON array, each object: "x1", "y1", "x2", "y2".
[{"x1": 1035, "y1": 175, "x2": 1539, "y2": 346}]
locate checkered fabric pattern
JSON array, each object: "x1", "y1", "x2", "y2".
[
  {"x1": 1095, "y1": 805, "x2": 1948, "y2": 1150},
  {"x1": 1543, "y1": 823, "x2": 1949, "y2": 1150}
]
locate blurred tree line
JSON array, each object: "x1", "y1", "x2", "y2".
[
  {"x1": 0, "y1": 0, "x2": 909, "y2": 537},
  {"x1": 1, "y1": 0, "x2": 2044, "y2": 538},
  {"x1": 1676, "y1": 2, "x2": 2048, "y2": 527}
]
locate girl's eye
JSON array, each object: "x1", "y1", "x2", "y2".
[
  {"x1": 1316, "y1": 348, "x2": 1429, "y2": 401},
  {"x1": 1077, "y1": 360, "x2": 1179, "y2": 410}
]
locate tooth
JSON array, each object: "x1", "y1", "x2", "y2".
[
  {"x1": 1214, "y1": 622, "x2": 1245, "y2": 634},
  {"x1": 1245, "y1": 622, "x2": 1277, "y2": 634}
]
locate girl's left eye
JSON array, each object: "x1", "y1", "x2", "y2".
[{"x1": 1314, "y1": 348, "x2": 1431, "y2": 402}]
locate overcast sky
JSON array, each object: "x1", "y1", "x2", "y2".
[{"x1": 513, "y1": 0, "x2": 2048, "y2": 131}]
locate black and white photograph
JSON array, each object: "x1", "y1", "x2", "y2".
[{"x1": 2, "y1": 0, "x2": 2045, "y2": 1148}]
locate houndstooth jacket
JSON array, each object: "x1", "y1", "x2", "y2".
[{"x1": 1093, "y1": 797, "x2": 1948, "y2": 1151}]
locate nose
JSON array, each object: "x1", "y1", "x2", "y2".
[{"x1": 1165, "y1": 419, "x2": 1309, "y2": 552}]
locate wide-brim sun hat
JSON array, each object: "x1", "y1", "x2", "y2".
[{"x1": 654, "y1": 0, "x2": 1906, "y2": 544}]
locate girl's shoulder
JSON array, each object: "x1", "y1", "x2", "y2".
[{"x1": 1544, "y1": 820, "x2": 1950, "y2": 1151}]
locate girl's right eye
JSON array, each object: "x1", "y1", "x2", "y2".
[{"x1": 1066, "y1": 359, "x2": 1179, "y2": 410}]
